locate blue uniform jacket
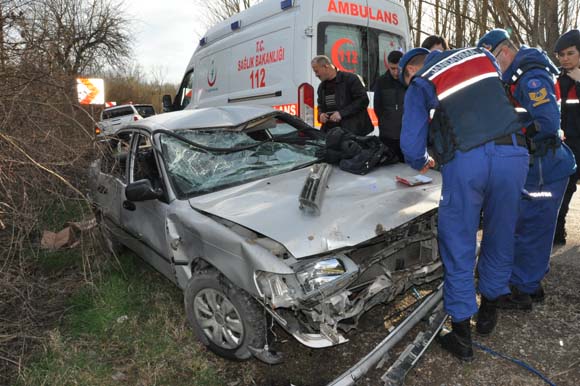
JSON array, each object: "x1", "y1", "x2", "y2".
[
  {"x1": 401, "y1": 49, "x2": 508, "y2": 170},
  {"x1": 400, "y1": 76, "x2": 438, "y2": 170},
  {"x1": 503, "y1": 47, "x2": 576, "y2": 186}
]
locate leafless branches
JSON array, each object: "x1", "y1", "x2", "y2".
[
  {"x1": 0, "y1": 1, "x2": 133, "y2": 382},
  {"x1": 194, "y1": 0, "x2": 260, "y2": 26},
  {"x1": 3, "y1": 0, "x2": 132, "y2": 75},
  {"x1": 411, "y1": 0, "x2": 578, "y2": 56}
]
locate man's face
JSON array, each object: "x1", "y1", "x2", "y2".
[
  {"x1": 387, "y1": 62, "x2": 399, "y2": 79},
  {"x1": 403, "y1": 64, "x2": 420, "y2": 86},
  {"x1": 492, "y1": 45, "x2": 511, "y2": 72},
  {"x1": 312, "y1": 63, "x2": 332, "y2": 81},
  {"x1": 557, "y1": 46, "x2": 580, "y2": 71}
]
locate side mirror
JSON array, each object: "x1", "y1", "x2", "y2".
[
  {"x1": 162, "y1": 95, "x2": 173, "y2": 112},
  {"x1": 125, "y1": 179, "x2": 163, "y2": 202}
]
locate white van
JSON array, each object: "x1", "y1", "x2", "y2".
[{"x1": 163, "y1": 0, "x2": 410, "y2": 127}]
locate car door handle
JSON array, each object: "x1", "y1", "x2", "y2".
[{"x1": 123, "y1": 201, "x2": 136, "y2": 211}]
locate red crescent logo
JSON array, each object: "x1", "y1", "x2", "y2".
[
  {"x1": 207, "y1": 61, "x2": 217, "y2": 87},
  {"x1": 208, "y1": 70, "x2": 217, "y2": 87},
  {"x1": 331, "y1": 38, "x2": 355, "y2": 72}
]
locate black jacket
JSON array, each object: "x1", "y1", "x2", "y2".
[
  {"x1": 317, "y1": 71, "x2": 373, "y2": 136},
  {"x1": 373, "y1": 71, "x2": 406, "y2": 141},
  {"x1": 558, "y1": 72, "x2": 580, "y2": 138}
]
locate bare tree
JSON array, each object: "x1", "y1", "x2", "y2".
[
  {"x1": 8, "y1": 0, "x2": 132, "y2": 76},
  {"x1": 409, "y1": 0, "x2": 580, "y2": 58},
  {"x1": 194, "y1": 0, "x2": 261, "y2": 26}
]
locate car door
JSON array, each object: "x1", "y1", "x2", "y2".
[
  {"x1": 121, "y1": 131, "x2": 176, "y2": 283},
  {"x1": 93, "y1": 131, "x2": 133, "y2": 233}
]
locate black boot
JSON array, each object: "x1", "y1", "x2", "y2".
[
  {"x1": 437, "y1": 318, "x2": 474, "y2": 362},
  {"x1": 553, "y1": 221, "x2": 567, "y2": 246},
  {"x1": 476, "y1": 296, "x2": 497, "y2": 336},
  {"x1": 496, "y1": 287, "x2": 532, "y2": 310},
  {"x1": 530, "y1": 284, "x2": 545, "y2": 303},
  {"x1": 553, "y1": 229, "x2": 566, "y2": 246}
]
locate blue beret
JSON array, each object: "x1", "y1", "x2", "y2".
[
  {"x1": 477, "y1": 29, "x2": 510, "y2": 52},
  {"x1": 398, "y1": 47, "x2": 430, "y2": 76},
  {"x1": 554, "y1": 29, "x2": 580, "y2": 53}
]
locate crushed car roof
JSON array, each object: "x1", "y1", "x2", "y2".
[{"x1": 132, "y1": 105, "x2": 280, "y2": 132}]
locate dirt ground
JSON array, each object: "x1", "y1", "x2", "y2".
[{"x1": 218, "y1": 191, "x2": 580, "y2": 386}]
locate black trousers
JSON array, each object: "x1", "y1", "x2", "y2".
[
  {"x1": 557, "y1": 137, "x2": 580, "y2": 232},
  {"x1": 380, "y1": 138, "x2": 404, "y2": 163}
]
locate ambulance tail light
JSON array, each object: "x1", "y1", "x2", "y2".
[{"x1": 298, "y1": 83, "x2": 314, "y2": 126}]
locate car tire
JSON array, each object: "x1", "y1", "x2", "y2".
[
  {"x1": 184, "y1": 268, "x2": 267, "y2": 361},
  {"x1": 95, "y1": 211, "x2": 124, "y2": 256}
]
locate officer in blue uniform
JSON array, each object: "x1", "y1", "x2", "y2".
[
  {"x1": 478, "y1": 29, "x2": 576, "y2": 310},
  {"x1": 399, "y1": 47, "x2": 529, "y2": 361}
]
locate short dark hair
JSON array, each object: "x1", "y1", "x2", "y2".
[
  {"x1": 387, "y1": 50, "x2": 403, "y2": 64},
  {"x1": 421, "y1": 35, "x2": 449, "y2": 50},
  {"x1": 404, "y1": 54, "x2": 427, "y2": 78}
]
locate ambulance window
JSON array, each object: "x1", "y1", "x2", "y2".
[
  {"x1": 377, "y1": 33, "x2": 405, "y2": 74},
  {"x1": 319, "y1": 24, "x2": 367, "y2": 86},
  {"x1": 177, "y1": 70, "x2": 194, "y2": 110},
  {"x1": 318, "y1": 23, "x2": 406, "y2": 90}
]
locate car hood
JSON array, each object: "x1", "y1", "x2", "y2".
[{"x1": 188, "y1": 164, "x2": 442, "y2": 258}]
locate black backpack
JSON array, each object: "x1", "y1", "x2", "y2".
[{"x1": 318, "y1": 127, "x2": 399, "y2": 175}]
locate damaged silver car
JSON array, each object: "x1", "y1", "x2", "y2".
[{"x1": 89, "y1": 105, "x2": 443, "y2": 364}]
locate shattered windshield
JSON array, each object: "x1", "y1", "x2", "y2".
[{"x1": 159, "y1": 116, "x2": 323, "y2": 197}]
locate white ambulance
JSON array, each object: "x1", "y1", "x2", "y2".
[{"x1": 163, "y1": 0, "x2": 410, "y2": 127}]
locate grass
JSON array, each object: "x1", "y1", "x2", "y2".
[{"x1": 18, "y1": 250, "x2": 228, "y2": 386}]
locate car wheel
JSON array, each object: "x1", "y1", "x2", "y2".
[
  {"x1": 95, "y1": 211, "x2": 124, "y2": 256},
  {"x1": 184, "y1": 269, "x2": 267, "y2": 361}
]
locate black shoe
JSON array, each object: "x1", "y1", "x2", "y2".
[
  {"x1": 437, "y1": 319, "x2": 474, "y2": 362},
  {"x1": 476, "y1": 296, "x2": 498, "y2": 336},
  {"x1": 553, "y1": 235, "x2": 566, "y2": 246},
  {"x1": 530, "y1": 284, "x2": 545, "y2": 303},
  {"x1": 496, "y1": 288, "x2": 532, "y2": 310},
  {"x1": 553, "y1": 228, "x2": 567, "y2": 246}
]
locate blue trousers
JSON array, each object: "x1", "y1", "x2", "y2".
[
  {"x1": 438, "y1": 142, "x2": 529, "y2": 321},
  {"x1": 510, "y1": 177, "x2": 568, "y2": 293}
]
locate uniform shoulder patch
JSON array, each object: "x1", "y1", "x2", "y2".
[
  {"x1": 527, "y1": 78, "x2": 542, "y2": 89},
  {"x1": 528, "y1": 87, "x2": 549, "y2": 107}
]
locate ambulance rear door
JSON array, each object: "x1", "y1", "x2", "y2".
[{"x1": 311, "y1": 0, "x2": 409, "y2": 126}]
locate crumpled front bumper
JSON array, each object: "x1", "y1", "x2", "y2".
[{"x1": 327, "y1": 284, "x2": 446, "y2": 386}]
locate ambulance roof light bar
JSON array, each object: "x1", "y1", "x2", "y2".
[{"x1": 280, "y1": 0, "x2": 293, "y2": 10}]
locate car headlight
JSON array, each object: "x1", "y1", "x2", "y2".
[{"x1": 296, "y1": 258, "x2": 346, "y2": 293}]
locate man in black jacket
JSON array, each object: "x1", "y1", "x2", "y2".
[
  {"x1": 311, "y1": 55, "x2": 373, "y2": 136},
  {"x1": 373, "y1": 50, "x2": 405, "y2": 161},
  {"x1": 554, "y1": 29, "x2": 580, "y2": 245}
]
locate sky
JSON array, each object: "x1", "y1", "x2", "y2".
[{"x1": 122, "y1": 1, "x2": 206, "y2": 85}]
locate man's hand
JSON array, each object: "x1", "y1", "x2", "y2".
[
  {"x1": 329, "y1": 111, "x2": 342, "y2": 122},
  {"x1": 558, "y1": 129, "x2": 566, "y2": 141},
  {"x1": 320, "y1": 113, "x2": 329, "y2": 124},
  {"x1": 419, "y1": 156, "x2": 435, "y2": 174},
  {"x1": 567, "y1": 67, "x2": 580, "y2": 82}
]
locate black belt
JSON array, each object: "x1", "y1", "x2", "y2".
[{"x1": 494, "y1": 134, "x2": 527, "y2": 147}]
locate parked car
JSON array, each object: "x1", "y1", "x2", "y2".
[
  {"x1": 88, "y1": 105, "x2": 443, "y2": 364},
  {"x1": 95, "y1": 104, "x2": 156, "y2": 137}
]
